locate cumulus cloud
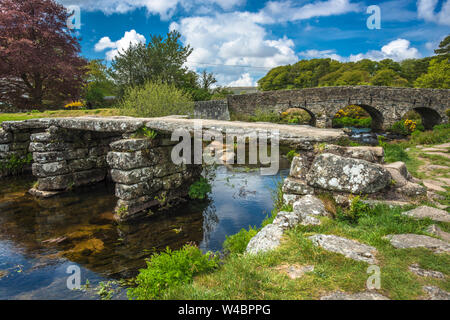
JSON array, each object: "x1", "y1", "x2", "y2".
[
  {"x1": 171, "y1": 12, "x2": 299, "y2": 86},
  {"x1": 228, "y1": 73, "x2": 255, "y2": 87},
  {"x1": 349, "y1": 39, "x2": 421, "y2": 62},
  {"x1": 95, "y1": 30, "x2": 146, "y2": 60},
  {"x1": 417, "y1": 0, "x2": 450, "y2": 26},
  {"x1": 301, "y1": 39, "x2": 421, "y2": 62}
]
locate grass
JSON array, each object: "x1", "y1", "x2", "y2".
[
  {"x1": 0, "y1": 108, "x2": 120, "y2": 124},
  {"x1": 162, "y1": 204, "x2": 449, "y2": 300}
]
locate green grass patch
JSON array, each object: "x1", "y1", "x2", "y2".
[
  {"x1": 0, "y1": 109, "x2": 120, "y2": 124},
  {"x1": 163, "y1": 204, "x2": 449, "y2": 300}
]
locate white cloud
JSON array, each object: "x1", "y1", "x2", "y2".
[
  {"x1": 57, "y1": 0, "x2": 245, "y2": 19},
  {"x1": 260, "y1": 0, "x2": 361, "y2": 23},
  {"x1": 94, "y1": 30, "x2": 146, "y2": 60},
  {"x1": 417, "y1": 0, "x2": 450, "y2": 26},
  {"x1": 300, "y1": 39, "x2": 421, "y2": 62},
  {"x1": 171, "y1": 12, "x2": 299, "y2": 86},
  {"x1": 228, "y1": 73, "x2": 255, "y2": 87},
  {"x1": 299, "y1": 49, "x2": 346, "y2": 61},
  {"x1": 349, "y1": 39, "x2": 421, "y2": 62}
]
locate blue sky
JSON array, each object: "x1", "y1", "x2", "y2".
[{"x1": 58, "y1": 0, "x2": 450, "y2": 86}]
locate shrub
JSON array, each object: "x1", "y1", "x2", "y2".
[
  {"x1": 223, "y1": 227, "x2": 259, "y2": 254},
  {"x1": 337, "y1": 196, "x2": 372, "y2": 224},
  {"x1": 389, "y1": 120, "x2": 410, "y2": 135},
  {"x1": 188, "y1": 177, "x2": 212, "y2": 200},
  {"x1": 332, "y1": 116, "x2": 372, "y2": 128},
  {"x1": 64, "y1": 101, "x2": 85, "y2": 109},
  {"x1": 248, "y1": 108, "x2": 281, "y2": 123},
  {"x1": 409, "y1": 124, "x2": 450, "y2": 145},
  {"x1": 133, "y1": 127, "x2": 158, "y2": 139},
  {"x1": 128, "y1": 244, "x2": 218, "y2": 300},
  {"x1": 379, "y1": 137, "x2": 410, "y2": 163},
  {"x1": 118, "y1": 81, "x2": 194, "y2": 118},
  {"x1": 286, "y1": 150, "x2": 299, "y2": 161}
]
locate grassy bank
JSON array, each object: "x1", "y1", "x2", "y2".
[{"x1": 0, "y1": 108, "x2": 120, "y2": 124}]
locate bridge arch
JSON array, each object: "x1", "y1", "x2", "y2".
[
  {"x1": 281, "y1": 105, "x2": 317, "y2": 126},
  {"x1": 409, "y1": 107, "x2": 442, "y2": 130},
  {"x1": 331, "y1": 104, "x2": 384, "y2": 131}
]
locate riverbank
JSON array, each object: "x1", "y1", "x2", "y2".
[
  {"x1": 0, "y1": 109, "x2": 120, "y2": 124},
  {"x1": 129, "y1": 124, "x2": 449, "y2": 300}
]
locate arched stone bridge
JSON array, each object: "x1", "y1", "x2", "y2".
[{"x1": 201, "y1": 86, "x2": 449, "y2": 130}]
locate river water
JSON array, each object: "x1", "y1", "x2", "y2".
[{"x1": 0, "y1": 160, "x2": 289, "y2": 300}]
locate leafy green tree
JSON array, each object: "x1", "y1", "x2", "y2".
[
  {"x1": 111, "y1": 31, "x2": 193, "y2": 93},
  {"x1": 371, "y1": 69, "x2": 408, "y2": 87},
  {"x1": 335, "y1": 70, "x2": 370, "y2": 86},
  {"x1": 399, "y1": 58, "x2": 431, "y2": 84},
  {"x1": 414, "y1": 58, "x2": 450, "y2": 89},
  {"x1": 83, "y1": 59, "x2": 116, "y2": 106},
  {"x1": 434, "y1": 35, "x2": 450, "y2": 59}
]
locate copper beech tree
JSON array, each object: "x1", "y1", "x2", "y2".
[{"x1": 0, "y1": 0, "x2": 86, "y2": 109}]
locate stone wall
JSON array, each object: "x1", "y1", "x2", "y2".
[
  {"x1": 29, "y1": 126, "x2": 121, "y2": 196},
  {"x1": 194, "y1": 100, "x2": 230, "y2": 121},
  {"x1": 226, "y1": 86, "x2": 449, "y2": 130},
  {"x1": 107, "y1": 137, "x2": 201, "y2": 221},
  {"x1": 0, "y1": 127, "x2": 34, "y2": 177}
]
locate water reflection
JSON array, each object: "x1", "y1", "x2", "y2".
[{"x1": 0, "y1": 160, "x2": 289, "y2": 299}]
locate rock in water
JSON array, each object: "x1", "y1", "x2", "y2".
[
  {"x1": 306, "y1": 153, "x2": 391, "y2": 194},
  {"x1": 308, "y1": 234, "x2": 378, "y2": 264}
]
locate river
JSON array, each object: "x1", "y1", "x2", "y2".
[{"x1": 0, "y1": 160, "x2": 290, "y2": 299}]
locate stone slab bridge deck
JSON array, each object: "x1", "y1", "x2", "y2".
[
  {"x1": 195, "y1": 86, "x2": 450, "y2": 130},
  {"x1": 0, "y1": 116, "x2": 345, "y2": 221}
]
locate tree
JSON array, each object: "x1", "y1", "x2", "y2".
[
  {"x1": 371, "y1": 69, "x2": 409, "y2": 87},
  {"x1": 414, "y1": 58, "x2": 450, "y2": 89},
  {"x1": 0, "y1": 0, "x2": 87, "y2": 109},
  {"x1": 83, "y1": 59, "x2": 116, "y2": 106},
  {"x1": 434, "y1": 35, "x2": 450, "y2": 58},
  {"x1": 200, "y1": 70, "x2": 217, "y2": 91},
  {"x1": 111, "y1": 31, "x2": 193, "y2": 92}
]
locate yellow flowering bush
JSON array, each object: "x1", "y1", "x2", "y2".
[
  {"x1": 335, "y1": 105, "x2": 369, "y2": 119},
  {"x1": 404, "y1": 119, "x2": 417, "y2": 133},
  {"x1": 64, "y1": 101, "x2": 85, "y2": 109}
]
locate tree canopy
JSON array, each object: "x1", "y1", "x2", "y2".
[
  {"x1": 0, "y1": 0, "x2": 87, "y2": 109},
  {"x1": 257, "y1": 35, "x2": 449, "y2": 91}
]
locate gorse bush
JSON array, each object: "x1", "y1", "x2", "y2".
[
  {"x1": 128, "y1": 244, "x2": 218, "y2": 300},
  {"x1": 118, "y1": 81, "x2": 194, "y2": 118}
]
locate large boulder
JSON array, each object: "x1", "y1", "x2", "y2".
[
  {"x1": 282, "y1": 177, "x2": 314, "y2": 195},
  {"x1": 403, "y1": 206, "x2": 450, "y2": 223},
  {"x1": 321, "y1": 145, "x2": 384, "y2": 163},
  {"x1": 308, "y1": 234, "x2": 378, "y2": 264},
  {"x1": 385, "y1": 234, "x2": 450, "y2": 253},
  {"x1": 306, "y1": 153, "x2": 391, "y2": 194},
  {"x1": 246, "y1": 224, "x2": 284, "y2": 255},
  {"x1": 289, "y1": 155, "x2": 310, "y2": 179}
]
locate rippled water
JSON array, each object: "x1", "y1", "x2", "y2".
[{"x1": 0, "y1": 161, "x2": 289, "y2": 300}]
